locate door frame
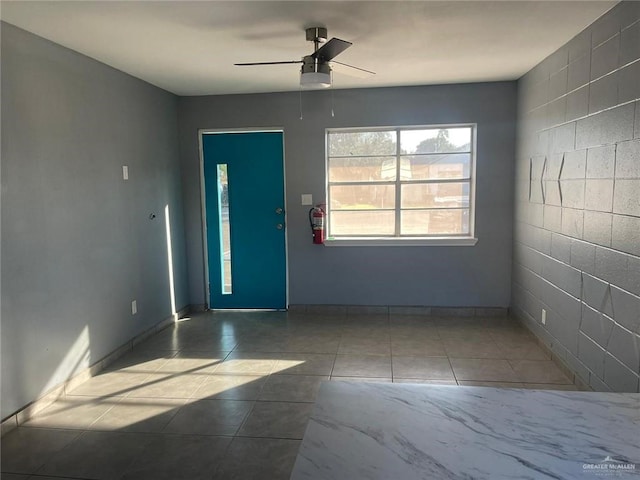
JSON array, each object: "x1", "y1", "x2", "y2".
[{"x1": 198, "y1": 127, "x2": 289, "y2": 310}]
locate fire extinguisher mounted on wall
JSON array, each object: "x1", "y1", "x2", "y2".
[{"x1": 309, "y1": 204, "x2": 326, "y2": 244}]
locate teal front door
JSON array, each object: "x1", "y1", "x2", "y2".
[{"x1": 202, "y1": 131, "x2": 287, "y2": 309}]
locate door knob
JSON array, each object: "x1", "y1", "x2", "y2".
[
  {"x1": 276, "y1": 223, "x2": 284, "y2": 230},
  {"x1": 275, "y1": 207, "x2": 284, "y2": 215}
]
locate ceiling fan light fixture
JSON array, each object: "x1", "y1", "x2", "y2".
[{"x1": 300, "y1": 71, "x2": 331, "y2": 88}]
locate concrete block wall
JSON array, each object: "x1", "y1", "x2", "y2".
[{"x1": 512, "y1": 1, "x2": 640, "y2": 392}]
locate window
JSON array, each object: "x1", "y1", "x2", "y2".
[{"x1": 326, "y1": 125, "x2": 476, "y2": 245}]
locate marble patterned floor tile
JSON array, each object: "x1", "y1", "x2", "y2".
[
  {"x1": 36, "y1": 431, "x2": 154, "y2": 479},
  {"x1": 509, "y1": 360, "x2": 573, "y2": 384},
  {"x1": 450, "y1": 358, "x2": 520, "y2": 382},
  {"x1": 291, "y1": 382, "x2": 640, "y2": 480},
  {"x1": 212, "y1": 437, "x2": 300, "y2": 480},
  {"x1": 191, "y1": 374, "x2": 267, "y2": 400},
  {"x1": 163, "y1": 399, "x2": 253, "y2": 436},
  {"x1": 258, "y1": 375, "x2": 328, "y2": 402},
  {"x1": 392, "y1": 356, "x2": 455, "y2": 380},
  {"x1": 120, "y1": 434, "x2": 231, "y2": 480},
  {"x1": 237, "y1": 401, "x2": 313, "y2": 439},
  {"x1": 90, "y1": 397, "x2": 185, "y2": 432},
  {"x1": 0, "y1": 427, "x2": 81, "y2": 474},
  {"x1": 332, "y1": 354, "x2": 392, "y2": 377},
  {"x1": 22, "y1": 396, "x2": 119, "y2": 430},
  {"x1": 272, "y1": 353, "x2": 336, "y2": 375}
]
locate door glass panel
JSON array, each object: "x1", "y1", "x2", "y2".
[{"x1": 217, "y1": 164, "x2": 232, "y2": 294}]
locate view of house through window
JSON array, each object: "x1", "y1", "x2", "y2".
[{"x1": 327, "y1": 125, "x2": 475, "y2": 238}]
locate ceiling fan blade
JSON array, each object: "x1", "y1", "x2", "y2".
[
  {"x1": 330, "y1": 60, "x2": 376, "y2": 78},
  {"x1": 312, "y1": 38, "x2": 352, "y2": 62},
  {"x1": 234, "y1": 61, "x2": 303, "y2": 66}
]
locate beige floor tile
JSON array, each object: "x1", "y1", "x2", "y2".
[
  {"x1": 520, "y1": 383, "x2": 578, "y2": 390},
  {"x1": 330, "y1": 376, "x2": 393, "y2": 382},
  {"x1": 153, "y1": 353, "x2": 228, "y2": 374},
  {"x1": 391, "y1": 338, "x2": 446, "y2": 356},
  {"x1": 178, "y1": 335, "x2": 239, "y2": 352},
  {"x1": 237, "y1": 401, "x2": 313, "y2": 439},
  {"x1": 338, "y1": 337, "x2": 391, "y2": 355},
  {"x1": 496, "y1": 341, "x2": 550, "y2": 360},
  {"x1": 458, "y1": 381, "x2": 526, "y2": 388},
  {"x1": 125, "y1": 373, "x2": 206, "y2": 399},
  {"x1": 215, "y1": 352, "x2": 279, "y2": 375},
  {"x1": 392, "y1": 356, "x2": 455, "y2": 380},
  {"x1": 212, "y1": 437, "x2": 300, "y2": 480},
  {"x1": 450, "y1": 358, "x2": 519, "y2": 382},
  {"x1": 443, "y1": 339, "x2": 504, "y2": 359},
  {"x1": 509, "y1": 360, "x2": 573, "y2": 384},
  {"x1": 258, "y1": 375, "x2": 328, "y2": 402},
  {"x1": 121, "y1": 434, "x2": 231, "y2": 480},
  {"x1": 163, "y1": 399, "x2": 253, "y2": 435},
  {"x1": 192, "y1": 374, "x2": 267, "y2": 400},
  {"x1": 332, "y1": 354, "x2": 392, "y2": 377},
  {"x1": 90, "y1": 397, "x2": 185, "y2": 432},
  {"x1": 37, "y1": 431, "x2": 153, "y2": 479},
  {"x1": 23, "y1": 396, "x2": 118, "y2": 430},
  {"x1": 0, "y1": 428, "x2": 81, "y2": 474},
  {"x1": 104, "y1": 350, "x2": 176, "y2": 373},
  {"x1": 272, "y1": 353, "x2": 335, "y2": 375},
  {"x1": 66, "y1": 371, "x2": 152, "y2": 397},
  {"x1": 392, "y1": 379, "x2": 457, "y2": 385}
]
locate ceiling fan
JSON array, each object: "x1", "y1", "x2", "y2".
[{"x1": 234, "y1": 27, "x2": 375, "y2": 88}]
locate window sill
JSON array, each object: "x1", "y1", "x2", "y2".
[{"x1": 323, "y1": 237, "x2": 478, "y2": 247}]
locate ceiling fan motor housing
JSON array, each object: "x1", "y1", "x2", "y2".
[
  {"x1": 305, "y1": 27, "x2": 328, "y2": 44},
  {"x1": 300, "y1": 55, "x2": 331, "y2": 88}
]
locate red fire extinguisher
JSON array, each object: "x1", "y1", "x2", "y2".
[{"x1": 309, "y1": 205, "x2": 326, "y2": 245}]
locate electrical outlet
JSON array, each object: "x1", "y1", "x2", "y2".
[
  {"x1": 132, "y1": 300, "x2": 137, "y2": 315},
  {"x1": 122, "y1": 165, "x2": 129, "y2": 180},
  {"x1": 541, "y1": 308, "x2": 546, "y2": 325}
]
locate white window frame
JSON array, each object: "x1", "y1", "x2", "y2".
[{"x1": 325, "y1": 124, "x2": 478, "y2": 247}]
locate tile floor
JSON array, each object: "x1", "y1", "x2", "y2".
[{"x1": 1, "y1": 311, "x2": 576, "y2": 480}]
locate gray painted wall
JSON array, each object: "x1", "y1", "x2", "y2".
[
  {"x1": 178, "y1": 82, "x2": 516, "y2": 308},
  {"x1": 512, "y1": 1, "x2": 640, "y2": 392},
  {"x1": 1, "y1": 23, "x2": 189, "y2": 418}
]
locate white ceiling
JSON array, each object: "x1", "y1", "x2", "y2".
[{"x1": 1, "y1": 1, "x2": 616, "y2": 96}]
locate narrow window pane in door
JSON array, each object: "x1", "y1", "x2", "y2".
[{"x1": 217, "y1": 164, "x2": 232, "y2": 294}]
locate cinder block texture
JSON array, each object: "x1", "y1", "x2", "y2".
[{"x1": 513, "y1": 2, "x2": 640, "y2": 393}]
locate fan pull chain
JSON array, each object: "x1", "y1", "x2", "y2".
[
  {"x1": 330, "y1": 70, "x2": 335, "y2": 117},
  {"x1": 299, "y1": 86, "x2": 303, "y2": 120}
]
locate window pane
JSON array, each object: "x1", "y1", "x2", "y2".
[
  {"x1": 331, "y1": 185, "x2": 395, "y2": 210},
  {"x1": 329, "y1": 157, "x2": 396, "y2": 182},
  {"x1": 331, "y1": 211, "x2": 395, "y2": 236},
  {"x1": 329, "y1": 131, "x2": 397, "y2": 156},
  {"x1": 217, "y1": 164, "x2": 232, "y2": 294},
  {"x1": 401, "y1": 209, "x2": 470, "y2": 235},
  {"x1": 400, "y1": 127, "x2": 471, "y2": 154},
  {"x1": 400, "y1": 153, "x2": 470, "y2": 180},
  {"x1": 401, "y1": 182, "x2": 469, "y2": 209}
]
